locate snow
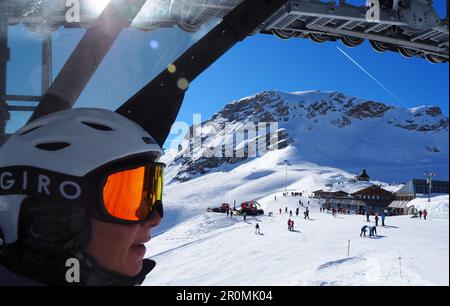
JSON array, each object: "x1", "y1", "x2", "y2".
[
  {"x1": 143, "y1": 145, "x2": 449, "y2": 285},
  {"x1": 409, "y1": 195, "x2": 449, "y2": 219},
  {"x1": 144, "y1": 194, "x2": 448, "y2": 286},
  {"x1": 167, "y1": 90, "x2": 449, "y2": 183}
]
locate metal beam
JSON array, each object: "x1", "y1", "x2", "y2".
[
  {"x1": 27, "y1": 0, "x2": 147, "y2": 123},
  {"x1": 0, "y1": 95, "x2": 41, "y2": 102},
  {"x1": 7, "y1": 105, "x2": 36, "y2": 112},
  {"x1": 310, "y1": 24, "x2": 449, "y2": 57},
  {"x1": 0, "y1": 15, "x2": 10, "y2": 138},
  {"x1": 41, "y1": 32, "x2": 52, "y2": 95}
]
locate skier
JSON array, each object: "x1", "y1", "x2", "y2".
[
  {"x1": 360, "y1": 225, "x2": 368, "y2": 237},
  {"x1": 369, "y1": 226, "x2": 377, "y2": 237},
  {"x1": 366, "y1": 211, "x2": 370, "y2": 222},
  {"x1": 0, "y1": 109, "x2": 163, "y2": 286},
  {"x1": 375, "y1": 214, "x2": 379, "y2": 227},
  {"x1": 285, "y1": 207, "x2": 288, "y2": 213},
  {"x1": 255, "y1": 223, "x2": 260, "y2": 234},
  {"x1": 274, "y1": 195, "x2": 277, "y2": 201},
  {"x1": 423, "y1": 209, "x2": 428, "y2": 220},
  {"x1": 381, "y1": 211, "x2": 386, "y2": 226},
  {"x1": 296, "y1": 207, "x2": 299, "y2": 217},
  {"x1": 419, "y1": 210, "x2": 423, "y2": 219},
  {"x1": 279, "y1": 208, "x2": 282, "y2": 215},
  {"x1": 287, "y1": 219, "x2": 292, "y2": 231},
  {"x1": 289, "y1": 210, "x2": 293, "y2": 217},
  {"x1": 291, "y1": 219, "x2": 295, "y2": 231}
]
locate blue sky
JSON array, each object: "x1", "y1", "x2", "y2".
[{"x1": 4, "y1": 1, "x2": 449, "y2": 150}]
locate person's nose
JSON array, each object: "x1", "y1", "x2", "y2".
[{"x1": 141, "y1": 209, "x2": 162, "y2": 230}]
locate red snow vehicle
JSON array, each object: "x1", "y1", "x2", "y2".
[
  {"x1": 207, "y1": 203, "x2": 231, "y2": 213},
  {"x1": 239, "y1": 201, "x2": 264, "y2": 216}
]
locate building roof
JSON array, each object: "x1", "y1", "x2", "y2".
[
  {"x1": 357, "y1": 169, "x2": 370, "y2": 179},
  {"x1": 388, "y1": 201, "x2": 413, "y2": 209}
]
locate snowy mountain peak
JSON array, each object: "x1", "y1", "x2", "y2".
[{"x1": 165, "y1": 90, "x2": 448, "y2": 183}]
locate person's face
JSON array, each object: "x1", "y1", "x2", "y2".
[{"x1": 84, "y1": 210, "x2": 161, "y2": 277}]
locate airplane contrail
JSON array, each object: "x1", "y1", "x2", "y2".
[{"x1": 336, "y1": 46, "x2": 404, "y2": 105}]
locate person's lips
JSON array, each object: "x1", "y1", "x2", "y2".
[{"x1": 130, "y1": 237, "x2": 151, "y2": 257}]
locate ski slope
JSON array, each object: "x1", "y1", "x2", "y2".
[{"x1": 144, "y1": 194, "x2": 449, "y2": 286}]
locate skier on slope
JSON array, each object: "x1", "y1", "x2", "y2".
[
  {"x1": 0, "y1": 109, "x2": 163, "y2": 286},
  {"x1": 287, "y1": 219, "x2": 292, "y2": 231},
  {"x1": 381, "y1": 211, "x2": 386, "y2": 226},
  {"x1": 423, "y1": 209, "x2": 428, "y2": 220},
  {"x1": 255, "y1": 223, "x2": 260, "y2": 235},
  {"x1": 360, "y1": 225, "x2": 368, "y2": 237}
]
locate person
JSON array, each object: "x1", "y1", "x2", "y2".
[
  {"x1": 287, "y1": 219, "x2": 292, "y2": 231},
  {"x1": 243, "y1": 213, "x2": 247, "y2": 221},
  {"x1": 226, "y1": 210, "x2": 229, "y2": 217},
  {"x1": 423, "y1": 209, "x2": 428, "y2": 220},
  {"x1": 369, "y1": 226, "x2": 377, "y2": 237},
  {"x1": 360, "y1": 225, "x2": 368, "y2": 237},
  {"x1": 366, "y1": 211, "x2": 370, "y2": 222},
  {"x1": 255, "y1": 223, "x2": 260, "y2": 234},
  {"x1": 290, "y1": 219, "x2": 295, "y2": 231},
  {"x1": 419, "y1": 210, "x2": 423, "y2": 219},
  {"x1": 375, "y1": 214, "x2": 379, "y2": 227},
  {"x1": 320, "y1": 207, "x2": 322, "y2": 212},
  {"x1": 0, "y1": 108, "x2": 164, "y2": 286},
  {"x1": 268, "y1": 212, "x2": 273, "y2": 217},
  {"x1": 381, "y1": 211, "x2": 386, "y2": 226},
  {"x1": 289, "y1": 210, "x2": 293, "y2": 217},
  {"x1": 279, "y1": 208, "x2": 282, "y2": 215},
  {"x1": 285, "y1": 207, "x2": 288, "y2": 213},
  {"x1": 274, "y1": 195, "x2": 277, "y2": 201},
  {"x1": 296, "y1": 207, "x2": 299, "y2": 217}
]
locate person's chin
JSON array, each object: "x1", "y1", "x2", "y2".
[{"x1": 124, "y1": 247, "x2": 146, "y2": 276}]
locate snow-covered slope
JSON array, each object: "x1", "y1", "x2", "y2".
[
  {"x1": 409, "y1": 195, "x2": 449, "y2": 219},
  {"x1": 166, "y1": 90, "x2": 448, "y2": 183},
  {"x1": 145, "y1": 195, "x2": 449, "y2": 286}
]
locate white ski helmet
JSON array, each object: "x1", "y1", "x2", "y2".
[{"x1": 0, "y1": 108, "x2": 164, "y2": 245}]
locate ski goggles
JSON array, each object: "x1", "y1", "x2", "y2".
[
  {"x1": 100, "y1": 162, "x2": 165, "y2": 222},
  {"x1": 0, "y1": 160, "x2": 165, "y2": 224}
]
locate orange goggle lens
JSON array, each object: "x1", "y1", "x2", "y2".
[{"x1": 102, "y1": 164, "x2": 164, "y2": 221}]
